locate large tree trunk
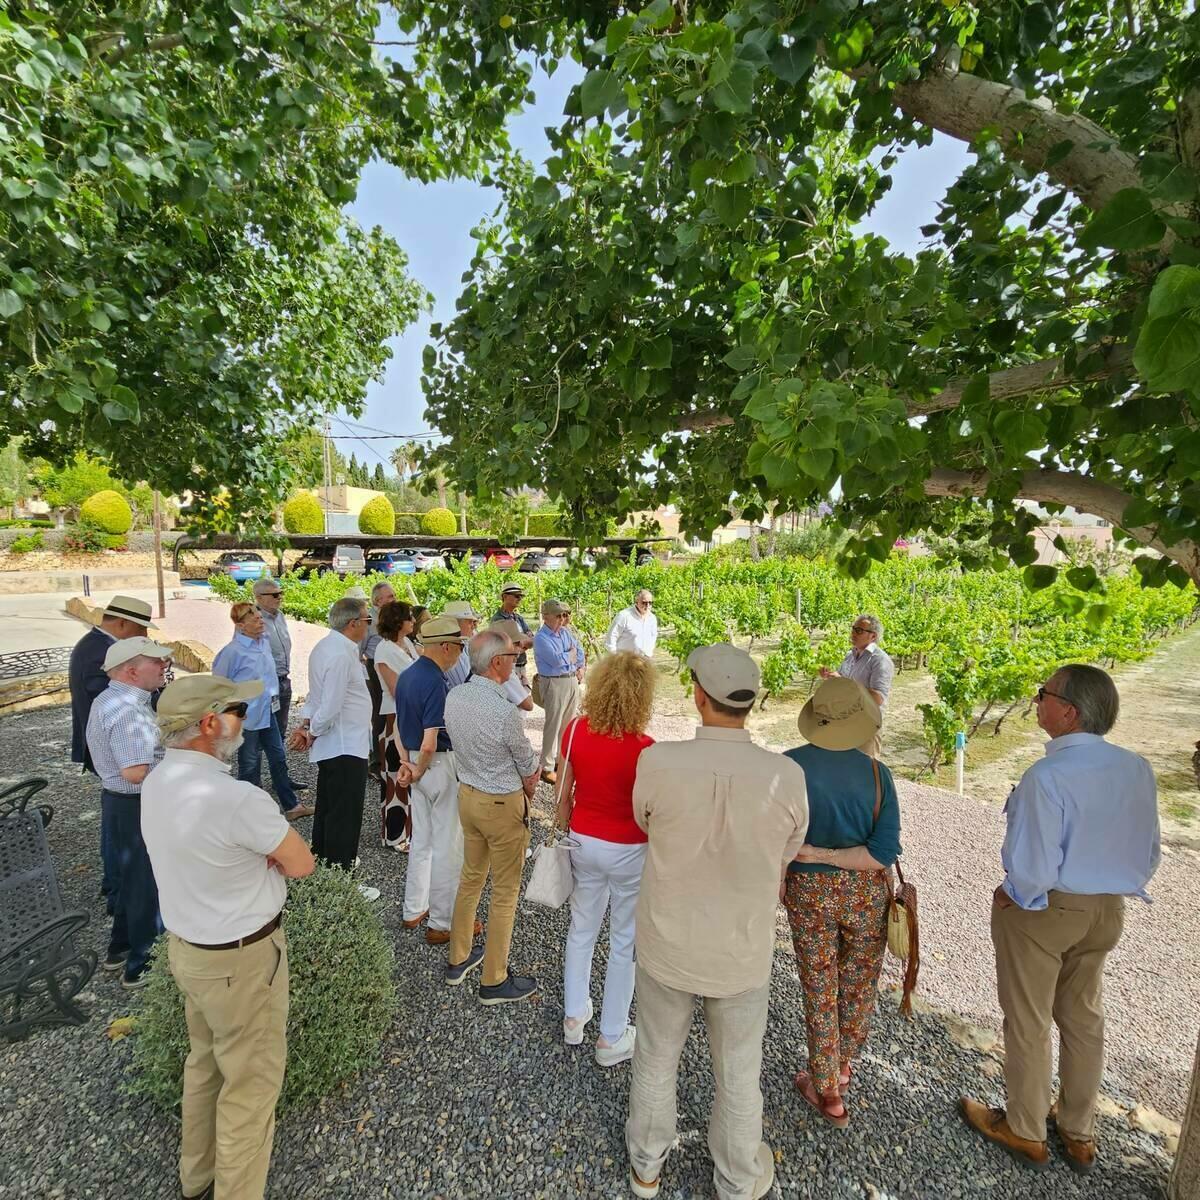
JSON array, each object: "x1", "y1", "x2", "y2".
[{"x1": 1170, "y1": 1033, "x2": 1200, "y2": 1200}]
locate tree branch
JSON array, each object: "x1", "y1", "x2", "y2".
[
  {"x1": 677, "y1": 343, "x2": 1134, "y2": 431},
  {"x1": 925, "y1": 466, "x2": 1200, "y2": 584},
  {"x1": 101, "y1": 32, "x2": 187, "y2": 61}
]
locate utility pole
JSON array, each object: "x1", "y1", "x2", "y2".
[
  {"x1": 152, "y1": 489, "x2": 166, "y2": 620},
  {"x1": 321, "y1": 416, "x2": 332, "y2": 535}
]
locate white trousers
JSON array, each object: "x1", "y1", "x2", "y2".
[
  {"x1": 564, "y1": 832, "x2": 646, "y2": 1043},
  {"x1": 402, "y1": 751, "x2": 464, "y2": 931}
]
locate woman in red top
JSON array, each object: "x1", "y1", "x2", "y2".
[{"x1": 555, "y1": 651, "x2": 656, "y2": 1067}]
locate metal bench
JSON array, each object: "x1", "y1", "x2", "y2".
[
  {"x1": 1, "y1": 783, "x2": 96, "y2": 1040},
  {"x1": 0, "y1": 777, "x2": 53, "y2": 827}
]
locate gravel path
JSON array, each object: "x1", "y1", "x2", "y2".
[{"x1": 0, "y1": 706, "x2": 1186, "y2": 1199}]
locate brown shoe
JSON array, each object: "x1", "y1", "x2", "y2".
[
  {"x1": 960, "y1": 1098, "x2": 1049, "y2": 1170},
  {"x1": 1058, "y1": 1131, "x2": 1097, "y2": 1174},
  {"x1": 540, "y1": 770, "x2": 557, "y2": 785},
  {"x1": 402, "y1": 909, "x2": 429, "y2": 930},
  {"x1": 426, "y1": 919, "x2": 484, "y2": 946},
  {"x1": 285, "y1": 804, "x2": 315, "y2": 821}
]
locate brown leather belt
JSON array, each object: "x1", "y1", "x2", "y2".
[{"x1": 187, "y1": 913, "x2": 281, "y2": 951}]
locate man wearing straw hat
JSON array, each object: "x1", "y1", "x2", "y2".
[
  {"x1": 442, "y1": 599, "x2": 483, "y2": 688},
  {"x1": 625, "y1": 643, "x2": 808, "y2": 1200}
]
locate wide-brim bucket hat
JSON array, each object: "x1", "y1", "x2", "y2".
[{"x1": 796, "y1": 676, "x2": 881, "y2": 751}]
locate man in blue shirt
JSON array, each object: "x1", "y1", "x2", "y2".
[
  {"x1": 395, "y1": 615, "x2": 468, "y2": 944},
  {"x1": 962, "y1": 664, "x2": 1160, "y2": 1175},
  {"x1": 532, "y1": 599, "x2": 583, "y2": 783}
]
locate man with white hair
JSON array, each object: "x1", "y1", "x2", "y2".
[
  {"x1": 819, "y1": 613, "x2": 894, "y2": 755},
  {"x1": 442, "y1": 600, "x2": 482, "y2": 687},
  {"x1": 288, "y1": 596, "x2": 377, "y2": 901},
  {"x1": 85, "y1": 635, "x2": 173, "y2": 988},
  {"x1": 605, "y1": 590, "x2": 658, "y2": 658},
  {"x1": 442, "y1": 630, "x2": 541, "y2": 1002},
  {"x1": 143, "y1": 674, "x2": 315, "y2": 1200}
]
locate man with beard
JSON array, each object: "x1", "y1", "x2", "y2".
[{"x1": 142, "y1": 675, "x2": 315, "y2": 1200}]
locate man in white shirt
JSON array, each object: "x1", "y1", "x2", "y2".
[
  {"x1": 288, "y1": 597, "x2": 376, "y2": 896},
  {"x1": 143, "y1": 674, "x2": 314, "y2": 1200},
  {"x1": 605, "y1": 590, "x2": 658, "y2": 658}
]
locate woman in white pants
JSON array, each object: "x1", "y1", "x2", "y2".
[{"x1": 554, "y1": 651, "x2": 656, "y2": 1066}]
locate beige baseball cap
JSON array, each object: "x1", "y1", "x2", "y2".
[
  {"x1": 541, "y1": 599, "x2": 570, "y2": 617},
  {"x1": 687, "y1": 643, "x2": 760, "y2": 709},
  {"x1": 443, "y1": 600, "x2": 482, "y2": 620},
  {"x1": 102, "y1": 595, "x2": 152, "y2": 627},
  {"x1": 418, "y1": 615, "x2": 465, "y2": 645},
  {"x1": 156, "y1": 674, "x2": 266, "y2": 735},
  {"x1": 102, "y1": 636, "x2": 173, "y2": 673},
  {"x1": 488, "y1": 619, "x2": 525, "y2": 644}
]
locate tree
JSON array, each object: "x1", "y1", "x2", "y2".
[
  {"x1": 372, "y1": 462, "x2": 387, "y2": 490},
  {"x1": 0, "y1": 2, "x2": 544, "y2": 530},
  {"x1": 422, "y1": 2, "x2": 1200, "y2": 588},
  {"x1": 34, "y1": 453, "x2": 122, "y2": 515},
  {"x1": 348, "y1": 453, "x2": 362, "y2": 489},
  {"x1": 279, "y1": 429, "x2": 347, "y2": 490}
]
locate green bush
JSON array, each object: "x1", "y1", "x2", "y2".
[
  {"x1": 79, "y1": 489, "x2": 133, "y2": 534},
  {"x1": 282, "y1": 492, "x2": 324, "y2": 535},
  {"x1": 0, "y1": 518, "x2": 53, "y2": 528},
  {"x1": 9, "y1": 531, "x2": 43, "y2": 553},
  {"x1": 421, "y1": 506, "x2": 457, "y2": 537},
  {"x1": 525, "y1": 512, "x2": 563, "y2": 537},
  {"x1": 358, "y1": 494, "x2": 395, "y2": 535},
  {"x1": 63, "y1": 522, "x2": 110, "y2": 553},
  {"x1": 128, "y1": 865, "x2": 397, "y2": 1114},
  {"x1": 395, "y1": 514, "x2": 419, "y2": 534}
]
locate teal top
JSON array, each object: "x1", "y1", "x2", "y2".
[{"x1": 784, "y1": 745, "x2": 902, "y2": 874}]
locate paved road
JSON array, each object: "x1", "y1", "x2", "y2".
[{"x1": 0, "y1": 589, "x2": 167, "y2": 656}]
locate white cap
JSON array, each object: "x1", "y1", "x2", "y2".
[
  {"x1": 686, "y1": 643, "x2": 760, "y2": 709},
  {"x1": 103, "y1": 636, "x2": 172, "y2": 673}
]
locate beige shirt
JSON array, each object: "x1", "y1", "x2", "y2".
[{"x1": 632, "y1": 726, "x2": 809, "y2": 997}]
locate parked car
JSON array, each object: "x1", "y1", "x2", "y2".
[
  {"x1": 294, "y1": 548, "x2": 334, "y2": 577},
  {"x1": 365, "y1": 551, "x2": 418, "y2": 577},
  {"x1": 563, "y1": 548, "x2": 597, "y2": 570},
  {"x1": 293, "y1": 545, "x2": 366, "y2": 578},
  {"x1": 392, "y1": 546, "x2": 448, "y2": 572},
  {"x1": 518, "y1": 551, "x2": 567, "y2": 573},
  {"x1": 210, "y1": 551, "x2": 269, "y2": 583},
  {"x1": 467, "y1": 546, "x2": 517, "y2": 572}
]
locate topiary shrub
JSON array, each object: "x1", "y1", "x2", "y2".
[
  {"x1": 128, "y1": 864, "x2": 397, "y2": 1114},
  {"x1": 358, "y1": 494, "x2": 395, "y2": 536},
  {"x1": 79, "y1": 489, "x2": 133, "y2": 535},
  {"x1": 395, "y1": 514, "x2": 419, "y2": 534},
  {"x1": 421, "y1": 506, "x2": 457, "y2": 537},
  {"x1": 282, "y1": 492, "x2": 324, "y2": 535}
]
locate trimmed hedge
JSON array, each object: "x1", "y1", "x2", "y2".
[
  {"x1": 79, "y1": 489, "x2": 133, "y2": 534},
  {"x1": 282, "y1": 492, "x2": 324, "y2": 535},
  {"x1": 395, "y1": 514, "x2": 419, "y2": 534},
  {"x1": 421, "y1": 507, "x2": 457, "y2": 537},
  {"x1": 358, "y1": 494, "x2": 395, "y2": 535}
]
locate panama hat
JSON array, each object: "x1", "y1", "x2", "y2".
[
  {"x1": 418, "y1": 615, "x2": 466, "y2": 645},
  {"x1": 796, "y1": 677, "x2": 881, "y2": 751}
]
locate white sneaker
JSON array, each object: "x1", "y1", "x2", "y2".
[
  {"x1": 357, "y1": 884, "x2": 381, "y2": 903},
  {"x1": 563, "y1": 999, "x2": 593, "y2": 1046},
  {"x1": 595, "y1": 1024, "x2": 636, "y2": 1067}
]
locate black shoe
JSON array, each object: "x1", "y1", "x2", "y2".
[
  {"x1": 102, "y1": 950, "x2": 129, "y2": 973},
  {"x1": 479, "y1": 973, "x2": 539, "y2": 1006},
  {"x1": 288, "y1": 780, "x2": 309, "y2": 793},
  {"x1": 445, "y1": 945, "x2": 485, "y2": 987},
  {"x1": 121, "y1": 968, "x2": 151, "y2": 991},
  {"x1": 182, "y1": 1184, "x2": 214, "y2": 1200}
]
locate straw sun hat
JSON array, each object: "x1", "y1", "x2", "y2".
[{"x1": 797, "y1": 676, "x2": 881, "y2": 751}]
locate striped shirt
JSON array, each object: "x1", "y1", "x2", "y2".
[
  {"x1": 443, "y1": 676, "x2": 538, "y2": 794},
  {"x1": 85, "y1": 681, "x2": 163, "y2": 794}
]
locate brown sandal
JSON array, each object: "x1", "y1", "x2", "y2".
[{"x1": 794, "y1": 1071, "x2": 850, "y2": 1128}]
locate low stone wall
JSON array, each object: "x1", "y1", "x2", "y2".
[{"x1": 0, "y1": 568, "x2": 182, "y2": 595}]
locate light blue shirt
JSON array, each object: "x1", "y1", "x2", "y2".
[
  {"x1": 533, "y1": 624, "x2": 580, "y2": 676},
  {"x1": 1001, "y1": 732, "x2": 1161, "y2": 910},
  {"x1": 85, "y1": 680, "x2": 163, "y2": 793},
  {"x1": 213, "y1": 632, "x2": 278, "y2": 731},
  {"x1": 445, "y1": 652, "x2": 471, "y2": 689}
]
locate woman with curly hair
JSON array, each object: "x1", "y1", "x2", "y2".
[{"x1": 554, "y1": 650, "x2": 656, "y2": 1066}]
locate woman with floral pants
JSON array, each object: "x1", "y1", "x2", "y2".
[{"x1": 784, "y1": 677, "x2": 902, "y2": 1127}]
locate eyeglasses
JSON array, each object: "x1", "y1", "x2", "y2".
[
  {"x1": 851, "y1": 625, "x2": 873, "y2": 635},
  {"x1": 222, "y1": 702, "x2": 249, "y2": 718},
  {"x1": 259, "y1": 592, "x2": 282, "y2": 599},
  {"x1": 495, "y1": 651, "x2": 520, "y2": 659},
  {"x1": 1035, "y1": 686, "x2": 1069, "y2": 704}
]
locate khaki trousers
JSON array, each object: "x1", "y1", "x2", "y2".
[
  {"x1": 626, "y1": 966, "x2": 773, "y2": 1200},
  {"x1": 168, "y1": 929, "x2": 289, "y2": 1200},
  {"x1": 449, "y1": 784, "x2": 531, "y2": 985},
  {"x1": 539, "y1": 675, "x2": 579, "y2": 772},
  {"x1": 991, "y1": 891, "x2": 1125, "y2": 1143}
]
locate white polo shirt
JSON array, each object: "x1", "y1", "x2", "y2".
[{"x1": 141, "y1": 748, "x2": 289, "y2": 944}]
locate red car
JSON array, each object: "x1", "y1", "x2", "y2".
[{"x1": 468, "y1": 547, "x2": 516, "y2": 571}]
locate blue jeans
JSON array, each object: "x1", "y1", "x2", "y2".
[
  {"x1": 101, "y1": 789, "x2": 162, "y2": 981},
  {"x1": 237, "y1": 723, "x2": 299, "y2": 811}
]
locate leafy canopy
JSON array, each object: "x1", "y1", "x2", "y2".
[{"x1": 422, "y1": 0, "x2": 1200, "y2": 585}]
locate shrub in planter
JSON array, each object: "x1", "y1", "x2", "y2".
[
  {"x1": 9, "y1": 531, "x2": 43, "y2": 553},
  {"x1": 63, "y1": 522, "x2": 110, "y2": 553},
  {"x1": 128, "y1": 864, "x2": 397, "y2": 1114},
  {"x1": 282, "y1": 492, "x2": 324, "y2": 535},
  {"x1": 358, "y1": 494, "x2": 395, "y2": 535},
  {"x1": 79, "y1": 489, "x2": 133, "y2": 535},
  {"x1": 420, "y1": 506, "x2": 457, "y2": 537}
]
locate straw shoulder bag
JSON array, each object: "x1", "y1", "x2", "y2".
[{"x1": 871, "y1": 758, "x2": 920, "y2": 1016}]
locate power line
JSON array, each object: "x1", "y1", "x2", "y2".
[
  {"x1": 330, "y1": 416, "x2": 393, "y2": 471},
  {"x1": 334, "y1": 417, "x2": 441, "y2": 439},
  {"x1": 325, "y1": 432, "x2": 439, "y2": 441}
]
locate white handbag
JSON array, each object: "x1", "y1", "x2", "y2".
[{"x1": 524, "y1": 719, "x2": 581, "y2": 910}]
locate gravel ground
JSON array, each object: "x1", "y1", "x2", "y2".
[{"x1": 0, "y1": 706, "x2": 1185, "y2": 1200}]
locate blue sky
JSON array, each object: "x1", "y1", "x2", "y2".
[{"x1": 340, "y1": 58, "x2": 970, "y2": 469}]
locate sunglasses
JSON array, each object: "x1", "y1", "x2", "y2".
[
  {"x1": 259, "y1": 591, "x2": 282, "y2": 598},
  {"x1": 851, "y1": 625, "x2": 873, "y2": 635},
  {"x1": 1035, "y1": 687, "x2": 1069, "y2": 704},
  {"x1": 222, "y1": 702, "x2": 249, "y2": 718}
]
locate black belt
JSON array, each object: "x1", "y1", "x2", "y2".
[
  {"x1": 542, "y1": 673, "x2": 574, "y2": 678},
  {"x1": 186, "y1": 913, "x2": 281, "y2": 951}
]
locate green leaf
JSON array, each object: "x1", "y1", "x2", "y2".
[
  {"x1": 3, "y1": 178, "x2": 32, "y2": 199},
  {"x1": 1120, "y1": 497, "x2": 1160, "y2": 527},
  {"x1": 15, "y1": 58, "x2": 52, "y2": 91},
  {"x1": 606, "y1": 14, "x2": 637, "y2": 54},
  {"x1": 1065, "y1": 565, "x2": 1100, "y2": 592},
  {"x1": 0, "y1": 289, "x2": 23, "y2": 318},
  {"x1": 742, "y1": 386, "x2": 778, "y2": 422},
  {"x1": 961, "y1": 374, "x2": 990, "y2": 407},
  {"x1": 1019, "y1": 3, "x2": 1055, "y2": 55},
  {"x1": 722, "y1": 151, "x2": 755, "y2": 184},
  {"x1": 580, "y1": 69, "x2": 623, "y2": 119},
  {"x1": 1147, "y1": 265, "x2": 1200, "y2": 320},
  {"x1": 795, "y1": 448, "x2": 833, "y2": 479},
  {"x1": 1078, "y1": 188, "x2": 1165, "y2": 251},
  {"x1": 723, "y1": 345, "x2": 758, "y2": 371},
  {"x1": 712, "y1": 184, "x2": 752, "y2": 226},
  {"x1": 567, "y1": 424, "x2": 589, "y2": 451},
  {"x1": 760, "y1": 451, "x2": 800, "y2": 489},
  {"x1": 611, "y1": 335, "x2": 635, "y2": 364},
  {"x1": 88, "y1": 309, "x2": 111, "y2": 332},
  {"x1": 1134, "y1": 314, "x2": 1200, "y2": 394},
  {"x1": 642, "y1": 336, "x2": 672, "y2": 370},
  {"x1": 1083, "y1": 602, "x2": 1113, "y2": 631},
  {"x1": 709, "y1": 62, "x2": 755, "y2": 113},
  {"x1": 993, "y1": 408, "x2": 1048, "y2": 454},
  {"x1": 769, "y1": 39, "x2": 815, "y2": 84},
  {"x1": 1023, "y1": 565, "x2": 1058, "y2": 590}
]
